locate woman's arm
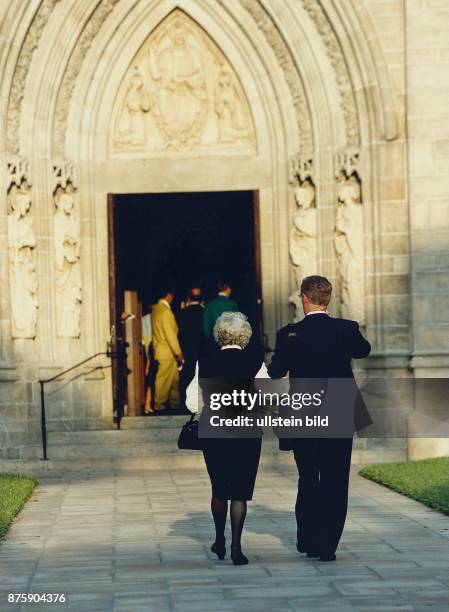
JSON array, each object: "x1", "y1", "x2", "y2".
[{"x1": 186, "y1": 363, "x2": 203, "y2": 414}]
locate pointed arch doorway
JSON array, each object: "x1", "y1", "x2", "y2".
[{"x1": 108, "y1": 190, "x2": 263, "y2": 420}]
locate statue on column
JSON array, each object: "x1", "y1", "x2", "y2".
[
  {"x1": 52, "y1": 162, "x2": 82, "y2": 338},
  {"x1": 7, "y1": 177, "x2": 38, "y2": 338},
  {"x1": 334, "y1": 149, "x2": 365, "y2": 325},
  {"x1": 288, "y1": 155, "x2": 317, "y2": 320}
]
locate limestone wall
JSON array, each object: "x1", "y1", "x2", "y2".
[{"x1": 0, "y1": 0, "x2": 447, "y2": 463}]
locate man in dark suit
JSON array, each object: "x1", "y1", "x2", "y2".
[
  {"x1": 203, "y1": 280, "x2": 238, "y2": 339},
  {"x1": 268, "y1": 275, "x2": 371, "y2": 562},
  {"x1": 177, "y1": 286, "x2": 206, "y2": 409}
]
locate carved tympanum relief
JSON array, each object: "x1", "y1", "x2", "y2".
[
  {"x1": 334, "y1": 149, "x2": 365, "y2": 325},
  {"x1": 110, "y1": 10, "x2": 255, "y2": 154},
  {"x1": 288, "y1": 154, "x2": 318, "y2": 320},
  {"x1": 52, "y1": 162, "x2": 82, "y2": 338},
  {"x1": 6, "y1": 158, "x2": 38, "y2": 338}
]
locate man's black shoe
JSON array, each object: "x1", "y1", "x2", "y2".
[
  {"x1": 319, "y1": 553, "x2": 336, "y2": 562},
  {"x1": 296, "y1": 542, "x2": 306, "y2": 553}
]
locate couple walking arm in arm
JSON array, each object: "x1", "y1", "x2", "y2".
[{"x1": 186, "y1": 275, "x2": 371, "y2": 565}]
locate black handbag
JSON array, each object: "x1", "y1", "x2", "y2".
[{"x1": 177, "y1": 413, "x2": 203, "y2": 450}]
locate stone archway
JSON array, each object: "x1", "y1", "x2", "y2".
[{"x1": 0, "y1": 1, "x2": 408, "y2": 458}]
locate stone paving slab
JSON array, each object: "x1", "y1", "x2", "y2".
[{"x1": 0, "y1": 464, "x2": 447, "y2": 612}]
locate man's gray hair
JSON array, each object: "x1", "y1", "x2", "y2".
[{"x1": 213, "y1": 311, "x2": 252, "y2": 348}]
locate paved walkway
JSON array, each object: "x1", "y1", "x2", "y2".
[{"x1": 0, "y1": 463, "x2": 448, "y2": 612}]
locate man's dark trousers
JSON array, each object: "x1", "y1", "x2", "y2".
[{"x1": 293, "y1": 437, "x2": 353, "y2": 556}]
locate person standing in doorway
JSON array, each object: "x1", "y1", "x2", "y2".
[
  {"x1": 203, "y1": 280, "x2": 238, "y2": 339},
  {"x1": 176, "y1": 286, "x2": 206, "y2": 409},
  {"x1": 151, "y1": 288, "x2": 184, "y2": 411}
]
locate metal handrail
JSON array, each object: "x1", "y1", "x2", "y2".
[{"x1": 38, "y1": 350, "x2": 115, "y2": 461}]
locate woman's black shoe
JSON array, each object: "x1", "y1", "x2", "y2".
[
  {"x1": 231, "y1": 547, "x2": 249, "y2": 565},
  {"x1": 211, "y1": 541, "x2": 226, "y2": 560},
  {"x1": 306, "y1": 551, "x2": 320, "y2": 558}
]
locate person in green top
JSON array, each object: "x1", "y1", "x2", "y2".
[{"x1": 203, "y1": 280, "x2": 238, "y2": 338}]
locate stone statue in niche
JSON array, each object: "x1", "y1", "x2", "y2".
[
  {"x1": 115, "y1": 67, "x2": 151, "y2": 145},
  {"x1": 334, "y1": 172, "x2": 365, "y2": 325},
  {"x1": 53, "y1": 183, "x2": 82, "y2": 338},
  {"x1": 288, "y1": 155, "x2": 317, "y2": 320},
  {"x1": 7, "y1": 182, "x2": 38, "y2": 338},
  {"x1": 148, "y1": 18, "x2": 207, "y2": 149},
  {"x1": 215, "y1": 68, "x2": 249, "y2": 143}
]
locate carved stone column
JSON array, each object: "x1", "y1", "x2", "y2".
[
  {"x1": 334, "y1": 148, "x2": 365, "y2": 325},
  {"x1": 288, "y1": 153, "x2": 317, "y2": 320},
  {"x1": 51, "y1": 161, "x2": 82, "y2": 338},
  {"x1": 6, "y1": 157, "x2": 38, "y2": 339}
]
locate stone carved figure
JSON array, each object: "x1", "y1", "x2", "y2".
[
  {"x1": 111, "y1": 10, "x2": 255, "y2": 154},
  {"x1": 148, "y1": 18, "x2": 207, "y2": 150},
  {"x1": 215, "y1": 68, "x2": 249, "y2": 143},
  {"x1": 7, "y1": 182, "x2": 38, "y2": 338},
  {"x1": 334, "y1": 160, "x2": 365, "y2": 325},
  {"x1": 288, "y1": 155, "x2": 317, "y2": 320},
  {"x1": 115, "y1": 67, "x2": 151, "y2": 146},
  {"x1": 53, "y1": 183, "x2": 82, "y2": 338}
]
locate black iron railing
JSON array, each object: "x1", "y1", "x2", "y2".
[{"x1": 38, "y1": 349, "x2": 116, "y2": 460}]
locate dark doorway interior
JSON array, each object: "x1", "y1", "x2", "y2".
[
  {"x1": 113, "y1": 191, "x2": 261, "y2": 330},
  {"x1": 108, "y1": 191, "x2": 262, "y2": 419}
]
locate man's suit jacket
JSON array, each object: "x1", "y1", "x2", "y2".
[
  {"x1": 203, "y1": 295, "x2": 238, "y2": 338},
  {"x1": 268, "y1": 313, "x2": 372, "y2": 434},
  {"x1": 268, "y1": 313, "x2": 370, "y2": 379},
  {"x1": 176, "y1": 303, "x2": 205, "y2": 361},
  {"x1": 151, "y1": 300, "x2": 182, "y2": 362}
]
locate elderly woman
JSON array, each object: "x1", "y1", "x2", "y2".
[{"x1": 186, "y1": 311, "x2": 265, "y2": 565}]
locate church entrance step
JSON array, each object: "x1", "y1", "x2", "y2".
[{"x1": 120, "y1": 416, "x2": 187, "y2": 429}]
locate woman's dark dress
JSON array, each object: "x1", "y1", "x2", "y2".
[{"x1": 199, "y1": 347, "x2": 264, "y2": 501}]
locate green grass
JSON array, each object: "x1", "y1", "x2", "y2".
[
  {"x1": 360, "y1": 457, "x2": 449, "y2": 515},
  {"x1": 0, "y1": 474, "x2": 38, "y2": 539}
]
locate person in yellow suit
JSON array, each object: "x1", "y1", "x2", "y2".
[{"x1": 151, "y1": 289, "x2": 184, "y2": 411}]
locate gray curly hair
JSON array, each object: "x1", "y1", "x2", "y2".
[{"x1": 213, "y1": 311, "x2": 252, "y2": 348}]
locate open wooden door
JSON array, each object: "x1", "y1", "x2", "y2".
[
  {"x1": 253, "y1": 190, "x2": 266, "y2": 349},
  {"x1": 124, "y1": 290, "x2": 145, "y2": 416}
]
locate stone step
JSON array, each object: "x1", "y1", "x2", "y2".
[
  {"x1": 120, "y1": 416, "x2": 188, "y2": 429},
  {"x1": 0, "y1": 451, "x2": 295, "y2": 474},
  {"x1": 19, "y1": 430, "x2": 281, "y2": 461},
  {"x1": 0, "y1": 445, "x2": 406, "y2": 473},
  {"x1": 49, "y1": 429, "x2": 180, "y2": 445},
  {"x1": 39, "y1": 440, "x2": 178, "y2": 460},
  {"x1": 4, "y1": 425, "x2": 407, "y2": 465}
]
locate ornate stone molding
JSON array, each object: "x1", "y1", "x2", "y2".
[
  {"x1": 52, "y1": 159, "x2": 78, "y2": 191},
  {"x1": 288, "y1": 153, "x2": 317, "y2": 319},
  {"x1": 7, "y1": 157, "x2": 31, "y2": 190},
  {"x1": 51, "y1": 160, "x2": 82, "y2": 338},
  {"x1": 230, "y1": 0, "x2": 313, "y2": 152},
  {"x1": 301, "y1": 0, "x2": 359, "y2": 146},
  {"x1": 6, "y1": 0, "x2": 61, "y2": 154},
  {"x1": 334, "y1": 147, "x2": 365, "y2": 324},
  {"x1": 335, "y1": 147, "x2": 360, "y2": 179},
  {"x1": 53, "y1": 0, "x2": 121, "y2": 156},
  {"x1": 6, "y1": 157, "x2": 38, "y2": 338}
]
